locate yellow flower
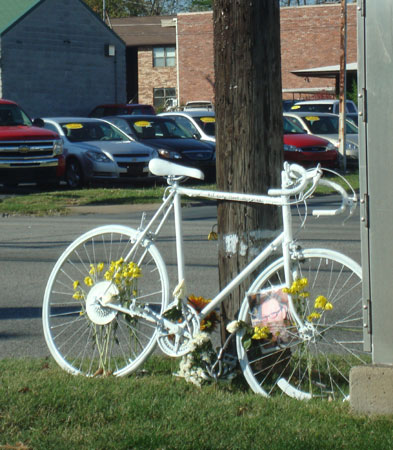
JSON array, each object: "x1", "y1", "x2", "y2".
[
  {"x1": 97, "y1": 262, "x2": 104, "y2": 272},
  {"x1": 324, "y1": 302, "x2": 333, "y2": 311},
  {"x1": 314, "y1": 295, "x2": 327, "y2": 309},
  {"x1": 307, "y1": 312, "x2": 321, "y2": 322},
  {"x1": 84, "y1": 276, "x2": 94, "y2": 287},
  {"x1": 89, "y1": 264, "x2": 96, "y2": 275},
  {"x1": 104, "y1": 271, "x2": 113, "y2": 281},
  {"x1": 115, "y1": 258, "x2": 124, "y2": 268},
  {"x1": 73, "y1": 280, "x2": 80, "y2": 290},
  {"x1": 283, "y1": 278, "x2": 309, "y2": 296},
  {"x1": 252, "y1": 326, "x2": 270, "y2": 340},
  {"x1": 73, "y1": 291, "x2": 84, "y2": 300}
]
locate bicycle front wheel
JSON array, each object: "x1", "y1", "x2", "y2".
[
  {"x1": 237, "y1": 248, "x2": 370, "y2": 400},
  {"x1": 43, "y1": 225, "x2": 169, "y2": 377}
]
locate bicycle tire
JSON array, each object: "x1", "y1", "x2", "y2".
[
  {"x1": 236, "y1": 248, "x2": 370, "y2": 400},
  {"x1": 43, "y1": 225, "x2": 169, "y2": 376}
]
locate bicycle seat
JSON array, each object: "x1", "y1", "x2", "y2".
[{"x1": 149, "y1": 158, "x2": 204, "y2": 180}]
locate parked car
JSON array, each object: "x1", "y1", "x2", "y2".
[
  {"x1": 159, "y1": 110, "x2": 216, "y2": 143},
  {"x1": 89, "y1": 103, "x2": 156, "y2": 118},
  {"x1": 284, "y1": 111, "x2": 358, "y2": 165},
  {"x1": 183, "y1": 101, "x2": 214, "y2": 111},
  {"x1": 290, "y1": 99, "x2": 358, "y2": 115},
  {"x1": 41, "y1": 118, "x2": 157, "y2": 188},
  {"x1": 0, "y1": 99, "x2": 64, "y2": 187},
  {"x1": 283, "y1": 116, "x2": 338, "y2": 168},
  {"x1": 282, "y1": 99, "x2": 298, "y2": 112},
  {"x1": 104, "y1": 115, "x2": 216, "y2": 179},
  {"x1": 159, "y1": 112, "x2": 335, "y2": 168}
]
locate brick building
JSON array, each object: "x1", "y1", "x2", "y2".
[{"x1": 112, "y1": 3, "x2": 357, "y2": 109}]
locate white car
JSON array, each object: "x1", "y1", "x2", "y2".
[
  {"x1": 284, "y1": 111, "x2": 359, "y2": 165},
  {"x1": 159, "y1": 110, "x2": 216, "y2": 143},
  {"x1": 41, "y1": 117, "x2": 157, "y2": 188},
  {"x1": 290, "y1": 99, "x2": 359, "y2": 125},
  {"x1": 290, "y1": 99, "x2": 358, "y2": 115}
]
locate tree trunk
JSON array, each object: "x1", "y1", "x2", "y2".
[{"x1": 213, "y1": 1, "x2": 283, "y2": 346}]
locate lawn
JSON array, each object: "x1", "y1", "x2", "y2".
[
  {"x1": 0, "y1": 356, "x2": 391, "y2": 450},
  {"x1": 0, "y1": 171, "x2": 359, "y2": 216}
]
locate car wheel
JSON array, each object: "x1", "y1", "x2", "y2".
[{"x1": 66, "y1": 159, "x2": 84, "y2": 189}]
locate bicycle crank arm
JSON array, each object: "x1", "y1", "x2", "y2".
[{"x1": 101, "y1": 300, "x2": 184, "y2": 335}]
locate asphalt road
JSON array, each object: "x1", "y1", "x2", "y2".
[{"x1": 0, "y1": 195, "x2": 361, "y2": 360}]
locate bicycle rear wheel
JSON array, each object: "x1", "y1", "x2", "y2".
[
  {"x1": 43, "y1": 225, "x2": 169, "y2": 376},
  {"x1": 237, "y1": 248, "x2": 370, "y2": 400}
]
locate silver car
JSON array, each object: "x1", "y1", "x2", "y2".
[
  {"x1": 284, "y1": 111, "x2": 359, "y2": 165},
  {"x1": 42, "y1": 117, "x2": 157, "y2": 188},
  {"x1": 159, "y1": 110, "x2": 216, "y2": 143}
]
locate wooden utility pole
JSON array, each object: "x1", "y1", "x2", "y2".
[{"x1": 213, "y1": 1, "x2": 283, "y2": 345}]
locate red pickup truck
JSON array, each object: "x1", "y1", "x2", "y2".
[{"x1": 0, "y1": 99, "x2": 64, "y2": 187}]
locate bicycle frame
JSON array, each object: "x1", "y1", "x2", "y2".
[{"x1": 118, "y1": 165, "x2": 305, "y2": 330}]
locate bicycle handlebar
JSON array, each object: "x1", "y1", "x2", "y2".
[
  {"x1": 267, "y1": 163, "x2": 322, "y2": 197},
  {"x1": 267, "y1": 162, "x2": 356, "y2": 218},
  {"x1": 311, "y1": 178, "x2": 356, "y2": 217}
]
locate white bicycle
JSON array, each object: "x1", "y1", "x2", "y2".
[{"x1": 42, "y1": 159, "x2": 370, "y2": 400}]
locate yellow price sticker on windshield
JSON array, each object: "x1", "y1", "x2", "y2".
[
  {"x1": 200, "y1": 117, "x2": 215, "y2": 123},
  {"x1": 134, "y1": 121, "x2": 151, "y2": 127},
  {"x1": 64, "y1": 123, "x2": 84, "y2": 129},
  {"x1": 291, "y1": 105, "x2": 300, "y2": 110},
  {"x1": 305, "y1": 116, "x2": 320, "y2": 121}
]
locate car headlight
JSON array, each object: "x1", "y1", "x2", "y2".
[
  {"x1": 53, "y1": 139, "x2": 63, "y2": 155},
  {"x1": 86, "y1": 150, "x2": 112, "y2": 162},
  {"x1": 345, "y1": 141, "x2": 358, "y2": 152},
  {"x1": 158, "y1": 149, "x2": 183, "y2": 160},
  {"x1": 326, "y1": 142, "x2": 336, "y2": 151},
  {"x1": 283, "y1": 144, "x2": 300, "y2": 152}
]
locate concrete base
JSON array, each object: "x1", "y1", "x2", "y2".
[{"x1": 350, "y1": 364, "x2": 393, "y2": 415}]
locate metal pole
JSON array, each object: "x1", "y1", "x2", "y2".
[
  {"x1": 103, "y1": 0, "x2": 106, "y2": 21},
  {"x1": 338, "y1": 0, "x2": 347, "y2": 172},
  {"x1": 174, "y1": 18, "x2": 180, "y2": 108}
]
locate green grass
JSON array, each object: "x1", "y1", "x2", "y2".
[
  {"x1": 0, "y1": 356, "x2": 391, "y2": 450},
  {"x1": 0, "y1": 171, "x2": 359, "y2": 216}
]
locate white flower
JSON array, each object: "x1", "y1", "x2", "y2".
[
  {"x1": 192, "y1": 332, "x2": 210, "y2": 346},
  {"x1": 201, "y1": 351, "x2": 211, "y2": 363},
  {"x1": 226, "y1": 320, "x2": 241, "y2": 334}
]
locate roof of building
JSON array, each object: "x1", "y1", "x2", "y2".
[
  {"x1": 0, "y1": 0, "x2": 126, "y2": 44},
  {"x1": 0, "y1": 0, "x2": 41, "y2": 35},
  {"x1": 110, "y1": 15, "x2": 176, "y2": 47},
  {"x1": 291, "y1": 62, "x2": 358, "y2": 79}
]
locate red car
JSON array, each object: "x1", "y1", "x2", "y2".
[{"x1": 283, "y1": 116, "x2": 338, "y2": 168}]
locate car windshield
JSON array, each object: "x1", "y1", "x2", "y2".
[
  {"x1": 302, "y1": 115, "x2": 358, "y2": 135},
  {"x1": 194, "y1": 116, "x2": 216, "y2": 137},
  {"x1": 0, "y1": 104, "x2": 32, "y2": 126},
  {"x1": 291, "y1": 104, "x2": 334, "y2": 113},
  {"x1": 60, "y1": 121, "x2": 129, "y2": 142},
  {"x1": 128, "y1": 118, "x2": 194, "y2": 139},
  {"x1": 283, "y1": 117, "x2": 306, "y2": 134}
]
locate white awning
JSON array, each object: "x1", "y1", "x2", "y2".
[{"x1": 291, "y1": 62, "x2": 357, "y2": 78}]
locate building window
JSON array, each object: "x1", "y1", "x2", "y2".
[
  {"x1": 153, "y1": 47, "x2": 176, "y2": 67},
  {"x1": 153, "y1": 88, "x2": 177, "y2": 109}
]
